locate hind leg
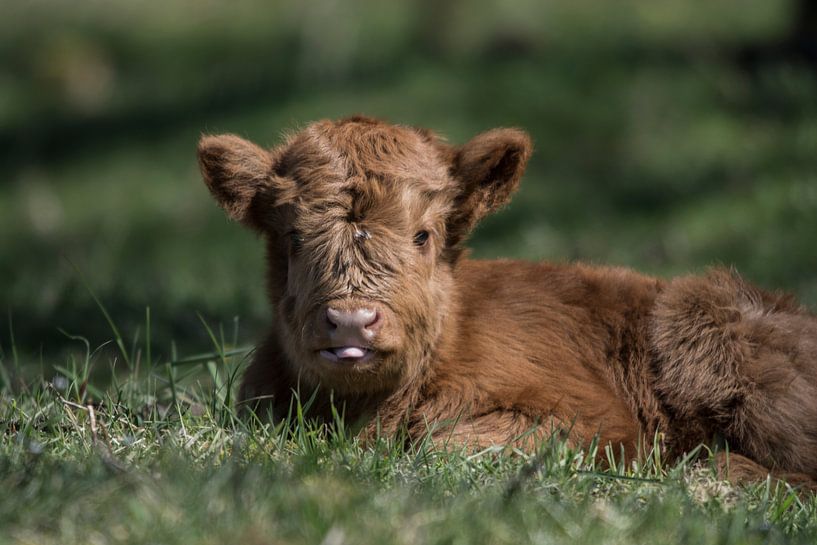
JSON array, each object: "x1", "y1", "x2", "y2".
[
  {"x1": 651, "y1": 268, "x2": 817, "y2": 478},
  {"x1": 711, "y1": 452, "x2": 817, "y2": 493}
]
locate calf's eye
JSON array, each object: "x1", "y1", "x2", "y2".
[{"x1": 413, "y1": 230, "x2": 430, "y2": 247}]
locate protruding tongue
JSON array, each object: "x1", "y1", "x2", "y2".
[{"x1": 334, "y1": 346, "x2": 366, "y2": 359}]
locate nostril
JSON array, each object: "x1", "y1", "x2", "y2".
[
  {"x1": 363, "y1": 310, "x2": 381, "y2": 331},
  {"x1": 356, "y1": 308, "x2": 376, "y2": 328},
  {"x1": 326, "y1": 307, "x2": 341, "y2": 329}
]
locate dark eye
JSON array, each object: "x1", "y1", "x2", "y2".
[
  {"x1": 413, "y1": 230, "x2": 430, "y2": 247},
  {"x1": 288, "y1": 231, "x2": 304, "y2": 253}
]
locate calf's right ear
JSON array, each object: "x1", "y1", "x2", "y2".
[{"x1": 197, "y1": 134, "x2": 280, "y2": 229}]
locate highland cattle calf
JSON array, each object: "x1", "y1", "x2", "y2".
[{"x1": 197, "y1": 116, "x2": 817, "y2": 487}]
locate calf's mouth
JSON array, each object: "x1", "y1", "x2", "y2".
[{"x1": 318, "y1": 346, "x2": 376, "y2": 364}]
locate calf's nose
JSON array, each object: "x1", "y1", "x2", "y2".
[{"x1": 326, "y1": 306, "x2": 381, "y2": 340}]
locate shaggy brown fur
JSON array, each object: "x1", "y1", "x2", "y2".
[{"x1": 198, "y1": 116, "x2": 817, "y2": 487}]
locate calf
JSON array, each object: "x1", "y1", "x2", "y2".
[{"x1": 198, "y1": 116, "x2": 817, "y2": 485}]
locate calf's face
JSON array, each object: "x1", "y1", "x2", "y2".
[{"x1": 197, "y1": 117, "x2": 531, "y2": 394}]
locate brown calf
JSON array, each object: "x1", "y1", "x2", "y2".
[{"x1": 197, "y1": 116, "x2": 817, "y2": 486}]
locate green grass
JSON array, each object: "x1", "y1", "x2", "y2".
[{"x1": 3, "y1": 319, "x2": 817, "y2": 545}]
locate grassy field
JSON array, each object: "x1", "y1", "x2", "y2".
[
  {"x1": 3, "y1": 0, "x2": 817, "y2": 543},
  {"x1": 3, "y1": 346, "x2": 817, "y2": 545}
]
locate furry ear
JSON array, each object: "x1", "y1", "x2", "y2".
[
  {"x1": 446, "y1": 128, "x2": 532, "y2": 248},
  {"x1": 197, "y1": 134, "x2": 276, "y2": 228}
]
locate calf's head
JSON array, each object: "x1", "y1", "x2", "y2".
[{"x1": 197, "y1": 117, "x2": 531, "y2": 394}]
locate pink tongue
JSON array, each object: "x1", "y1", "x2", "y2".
[{"x1": 335, "y1": 346, "x2": 366, "y2": 359}]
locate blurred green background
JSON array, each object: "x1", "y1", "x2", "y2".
[{"x1": 2, "y1": 0, "x2": 817, "y2": 366}]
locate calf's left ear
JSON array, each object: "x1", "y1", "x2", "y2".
[
  {"x1": 197, "y1": 134, "x2": 275, "y2": 229},
  {"x1": 446, "y1": 128, "x2": 532, "y2": 248}
]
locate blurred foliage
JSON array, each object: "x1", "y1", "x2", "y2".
[{"x1": 2, "y1": 0, "x2": 817, "y2": 363}]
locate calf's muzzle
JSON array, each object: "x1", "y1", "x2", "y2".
[{"x1": 318, "y1": 303, "x2": 384, "y2": 363}]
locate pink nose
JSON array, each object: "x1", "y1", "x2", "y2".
[{"x1": 326, "y1": 307, "x2": 381, "y2": 340}]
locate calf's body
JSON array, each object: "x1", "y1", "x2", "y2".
[{"x1": 198, "y1": 116, "x2": 817, "y2": 486}]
